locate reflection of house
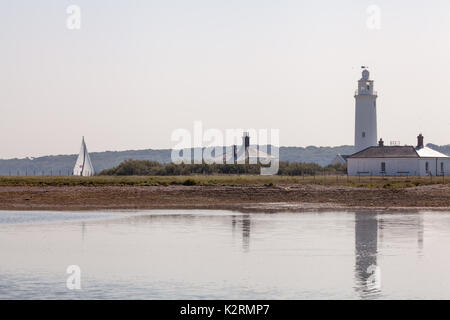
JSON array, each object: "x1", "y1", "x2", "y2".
[
  {"x1": 378, "y1": 214, "x2": 424, "y2": 252},
  {"x1": 241, "y1": 215, "x2": 251, "y2": 251},
  {"x1": 348, "y1": 134, "x2": 450, "y2": 176},
  {"x1": 231, "y1": 215, "x2": 251, "y2": 251}
]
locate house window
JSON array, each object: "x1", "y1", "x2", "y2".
[
  {"x1": 381, "y1": 162, "x2": 386, "y2": 173},
  {"x1": 362, "y1": 132, "x2": 366, "y2": 138},
  {"x1": 441, "y1": 162, "x2": 444, "y2": 173},
  {"x1": 425, "y1": 162, "x2": 429, "y2": 173}
]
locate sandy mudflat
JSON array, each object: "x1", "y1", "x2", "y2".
[{"x1": 0, "y1": 184, "x2": 448, "y2": 212}]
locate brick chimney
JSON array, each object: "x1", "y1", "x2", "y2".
[
  {"x1": 378, "y1": 138, "x2": 384, "y2": 147},
  {"x1": 242, "y1": 132, "x2": 250, "y2": 150},
  {"x1": 242, "y1": 132, "x2": 250, "y2": 164},
  {"x1": 417, "y1": 134, "x2": 424, "y2": 149}
]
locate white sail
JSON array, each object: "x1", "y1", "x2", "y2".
[{"x1": 73, "y1": 137, "x2": 95, "y2": 176}]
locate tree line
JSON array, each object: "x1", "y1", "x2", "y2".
[{"x1": 99, "y1": 160, "x2": 347, "y2": 176}]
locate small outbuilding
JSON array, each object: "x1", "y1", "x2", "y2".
[
  {"x1": 331, "y1": 154, "x2": 349, "y2": 166},
  {"x1": 347, "y1": 134, "x2": 450, "y2": 176}
]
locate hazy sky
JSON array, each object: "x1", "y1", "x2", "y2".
[{"x1": 1, "y1": 0, "x2": 449, "y2": 158}]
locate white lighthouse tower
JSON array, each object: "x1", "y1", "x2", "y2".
[{"x1": 354, "y1": 67, "x2": 378, "y2": 152}]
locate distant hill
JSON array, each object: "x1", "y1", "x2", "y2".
[
  {"x1": 0, "y1": 149, "x2": 172, "y2": 176},
  {"x1": 280, "y1": 145, "x2": 356, "y2": 165},
  {"x1": 0, "y1": 144, "x2": 448, "y2": 176}
]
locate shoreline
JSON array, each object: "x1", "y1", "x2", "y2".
[{"x1": 0, "y1": 183, "x2": 448, "y2": 213}]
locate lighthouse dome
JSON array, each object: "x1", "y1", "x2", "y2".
[{"x1": 362, "y1": 69, "x2": 370, "y2": 80}]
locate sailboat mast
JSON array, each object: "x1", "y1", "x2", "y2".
[{"x1": 81, "y1": 137, "x2": 86, "y2": 176}]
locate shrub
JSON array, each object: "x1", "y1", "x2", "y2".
[{"x1": 182, "y1": 178, "x2": 197, "y2": 186}]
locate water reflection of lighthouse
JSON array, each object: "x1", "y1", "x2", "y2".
[
  {"x1": 354, "y1": 212, "x2": 381, "y2": 297},
  {"x1": 354, "y1": 211, "x2": 425, "y2": 298}
]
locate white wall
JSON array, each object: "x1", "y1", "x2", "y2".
[
  {"x1": 348, "y1": 158, "x2": 419, "y2": 176},
  {"x1": 348, "y1": 158, "x2": 450, "y2": 176},
  {"x1": 418, "y1": 158, "x2": 450, "y2": 176}
]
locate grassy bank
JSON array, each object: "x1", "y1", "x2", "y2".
[{"x1": 0, "y1": 175, "x2": 448, "y2": 189}]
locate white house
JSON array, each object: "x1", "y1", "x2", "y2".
[{"x1": 348, "y1": 134, "x2": 450, "y2": 177}]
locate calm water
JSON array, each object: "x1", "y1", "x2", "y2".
[{"x1": 1, "y1": 209, "x2": 450, "y2": 299}]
